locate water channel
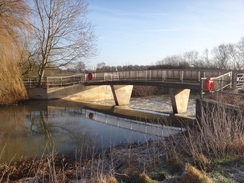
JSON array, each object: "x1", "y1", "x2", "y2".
[{"x1": 0, "y1": 95, "x2": 196, "y2": 163}]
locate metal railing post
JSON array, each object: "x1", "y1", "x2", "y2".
[
  {"x1": 47, "y1": 77, "x2": 49, "y2": 89},
  {"x1": 197, "y1": 71, "x2": 201, "y2": 82},
  {"x1": 200, "y1": 77, "x2": 204, "y2": 99}
]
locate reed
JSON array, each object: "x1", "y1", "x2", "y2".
[{"x1": 162, "y1": 100, "x2": 244, "y2": 183}]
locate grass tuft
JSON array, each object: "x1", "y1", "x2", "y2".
[{"x1": 177, "y1": 163, "x2": 213, "y2": 183}]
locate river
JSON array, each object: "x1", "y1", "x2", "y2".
[
  {"x1": 91, "y1": 95, "x2": 196, "y2": 116},
  {"x1": 0, "y1": 95, "x2": 195, "y2": 163}
]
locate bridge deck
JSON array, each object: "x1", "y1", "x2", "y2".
[{"x1": 84, "y1": 80, "x2": 200, "y2": 90}]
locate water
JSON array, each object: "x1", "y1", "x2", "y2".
[
  {"x1": 91, "y1": 95, "x2": 196, "y2": 116},
  {"x1": 0, "y1": 99, "x2": 184, "y2": 163}
]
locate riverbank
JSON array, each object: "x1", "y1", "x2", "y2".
[
  {"x1": 0, "y1": 98, "x2": 243, "y2": 182},
  {"x1": 1, "y1": 132, "x2": 243, "y2": 183}
]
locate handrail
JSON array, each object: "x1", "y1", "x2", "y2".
[
  {"x1": 201, "y1": 71, "x2": 232, "y2": 94},
  {"x1": 24, "y1": 69, "x2": 232, "y2": 89},
  {"x1": 85, "y1": 69, "x2": 229, "y2": 83},
  {"x1": 46, "y1": 74, "x2": 85, "y2": 88},
  {"x1": 236, "y1": 73, "x2": 244, "y2": 88}
]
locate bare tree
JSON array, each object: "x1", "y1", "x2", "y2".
[
  {"x1": 76, "y1": 61, "x2": 86, "y2": 73},
  {"x1": 97, "y1": 62, "x2": 106, "y2": 69},
  {"x1": 227, "y1": 43, "x2": 239, "y2": 71},
  {"x1": 31, "y1": 0, "x2": 96, "y2": 84},
  {"x1": 157, "y1": 54, "x2": 182, "y2": 66},
  {"x1": 199, "y1": 49, "x2": 212, "y2": 68},
  {"x1": 211, "y1": 44, "x2": 231, "y2": 70},
  {"x1": 183, "y1": 50, "x2": 199, "y2": 66},
  {"x1": 235, "y1": 37, "x2": 244, "y2": 71}
]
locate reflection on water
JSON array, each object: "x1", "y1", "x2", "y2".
[{"x1": 0, "y1": 100, "x2": 184, "y2": 163}]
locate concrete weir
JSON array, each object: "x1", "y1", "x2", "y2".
[{"x1": 28, "y1": 84, "x2": 191, "y2": 114}]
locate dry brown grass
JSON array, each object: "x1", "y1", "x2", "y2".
[
  {"x1": 0, "y1": 152, "x2": 77, "y2": 183},
  {"x1": 137, "y1": 173, "x2": 156, "y2": 183},
  {"x1": 210, "y1": 88, "x2": 243, "y2": 106},
  {"x1": 193, "y1": 102, "x2": 243, "y2": 159},
  {"x1": 163, "y1": 100, "x2": 244, "y2": 175},
  {"x1": 176, "y1": 163, "x2": 213, "y2": 183}
]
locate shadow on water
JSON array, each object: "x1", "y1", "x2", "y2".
[{"x1": 0, "y1": 99, "x2": 195, "y2": 163}]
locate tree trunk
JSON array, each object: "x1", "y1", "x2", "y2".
[{"x1": 38, "y1": 65, "x2": 45, "y2": 86}]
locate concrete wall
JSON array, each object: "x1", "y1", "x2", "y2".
[
  {"x1": 27, "y1": 88, "x2": 48, "y2": 100},
  {"x1": 49, "y1": 85, "x2": 115, "y2": 101},
  {"x1": 28, "y1": 85, "x2": 115, "y2": 101},
  {"x1": 27, "y1": 84, "x2": 133, "y2": 105}
]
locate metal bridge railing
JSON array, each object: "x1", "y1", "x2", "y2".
[
  {"x1": 24, "y1": 74, "x2": 85, "y2": 88},
  {"x1": 201, "y1": 71, "x2": 244, "y2": 99},
  {"x1": 47, "y1": 74, "x2": 85, "y2": 88},
  {"x1": 236, "y1": 73, "x2": 244, "y2": 88},
  {"x1": 24, "y1": 69, "x2": 236, "y2": 90},
  {"x1": 23, "y1": 78, "x2": 40, "y2": 88},
  {"x1": 201, "y1": 71, "x2": 233, "y2": 93},
  {"x1": 86, "y1": 69, "x2": 228, "y2": 83}
]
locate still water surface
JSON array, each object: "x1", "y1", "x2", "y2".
[{"x1": 0, "y1": 98, "x2": 186, "y2": 163}]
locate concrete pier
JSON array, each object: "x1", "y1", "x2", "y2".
[
  {"x1": 110, "y1": 85, "x2": 133, "y2": 105},
  {"x1": 169, "y1": 88, "x2": 190, "y2": 113}
]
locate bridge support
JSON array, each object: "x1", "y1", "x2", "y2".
[
  {"x1": 110, "y1": 85, "x2": 133, "y2": 106},
  {"x1": 169, "y1": 88, "x2": 190, "y2": 113}
]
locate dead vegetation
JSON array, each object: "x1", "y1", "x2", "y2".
[{"x1": 210, "y1": 88, "x2": 244, "y2": 107}]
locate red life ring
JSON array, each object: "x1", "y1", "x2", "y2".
[
  {"x1": 204, "y1": 77, "x2": 215, "y2": 92},
  {"x1": 89, "y1": 113, "x2": 95, "y2": 119},
  {"x1": 88, "y1": 73, "x2": 94, "y2": 80},
  {"x1": 42, "y1": 82, "x2": 50, "y2": 88}
]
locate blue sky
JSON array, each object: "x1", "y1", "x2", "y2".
[{"x1": 85, "y1": 0, "x2": 244, "y2": 68}]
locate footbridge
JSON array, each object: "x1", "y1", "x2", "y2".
[{"x1": 26, "y1": 69, "x2": 234, "y2": 114}]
